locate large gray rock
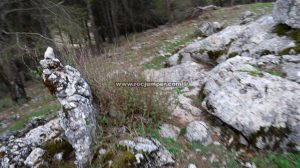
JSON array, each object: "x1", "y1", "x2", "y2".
[
  {"x1": 144, "y1": 62, "x2": 208, "y2": 124},
  {"x1": 0, "y1": 119, "x2": 62, "y2": 168},
  {"x1": 119, "y1": 137, "x2": 175, "y2": 167},
  {"x1": 159, "y1": 124, "x2": 180, "y2": 140},
  {"x1": 172, "y1": 15, "x2": 295, "y2": 65},
  {"x1": 195, "y1": 21, "x2": 223, "y2": 37},
  {"x1": 144, "y1": 62, "x2": 207, "y2": 86},
  {"x1": 252, "y1": 54, "x2": 300, "y2": 84},
  {"x1": 40, "y1": 47, "x2": 98, "y2": 168},
  {"x1": 273, "y1": 0, "x2": 300, "y2": 28},
  {"x1": 282, "y1": 55, "x2": 300, "y2": 83},
  {"x1": 202, "y1": 56, "x2": 300, "y2": 151},
  {"x1": 185, "y1": 121, "x2": 212, "y2": 145}
]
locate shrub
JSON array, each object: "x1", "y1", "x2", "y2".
[{"x1": 74, "y1": 50, "x2": 169, "y2": 133}]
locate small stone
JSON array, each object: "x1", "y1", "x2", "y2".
[
  {"x1": 209, "y1": 154, "x2": 216, "y2": 163},
  {"x1": 213, "y1": 141, "x2": 221, "y2": 146},
  {"x1": 99, "y1": 149, "x2": 107, "y2": 155},
  {"x1": 185, "y1": 121, "x2": 212, "y2": 145},
  {"x1": 159, "y1": 124, "x2": 180, "y2": 140},
  {"x1": 188, "y1": 163, "x2": 197, "y2": 168},
  {"x1": 228, "y1": 136, "x2": 234, "y2": 146},
  {"x1": 53, "y1": 152, "x2": 63, "y2": 162},
  {"x1": 239, "y1": 135, "x2": 248, "y2": 146}
]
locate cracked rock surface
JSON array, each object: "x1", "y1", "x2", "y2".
[{"x1": 40, "y1": 47, "x2": 98, "y2": 167}]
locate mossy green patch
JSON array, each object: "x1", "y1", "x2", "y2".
[
  {"x1": 228, "y1": 52, "x2": 239, "y2": 58},
  {"x1": 144, "y1": 56, "x2": 167, "y2": 70},
  {"x1": 248, "y1": 126, "x2": 291, "y2": 149},
  {"x1": 252, "y1": 152, "x2": 300, "y2": 168},
  {"x1": 98, "y1": 148, "x2": 136, "y2": 168},
  {"x1": 273, "y1": 24, "x2": 300, "y2": 55},
  {"x1": 43, "y1": 140, "x2": 73, "y2": 161},
  {"x1": 207, "y1": 50, "x2": 225, "y2": 60},
  {"x1": 179, "y1": 128, "x2": 187, "y2": 136}
]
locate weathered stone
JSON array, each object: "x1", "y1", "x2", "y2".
[
  {"x1": 195, "y1": 21, "x2": 224, "y2": 37},
  {"x1": 0, "y1": 119, "x2": 62, "y2": 168},
  {"x1": 273, "y1": 0, "x2": 300, "y2": 28},
  {"x1": 119, "y1": 137, "x2": 175, "y2": 167},
  {"x1": 159, "y1": 124, "x2": 180, "y2": 140},
  {"x1": 185, "y1": 121, "x2": 212, "y2": 145},
  {"x1": 144, "y1": 62, "x2": 207, "y2": 86},
  {"x1": 53, "y1": 152, "x2": 64, "y2": 162},
  {"x1": 202, "y1": 56, "x2": 300, "y2": 151},
  {"x1": 40, "y1": 47, "x2": 98, "y2": 167},
  {"x1": 239, "y1": 11, "x2": 256, "y2": 25},
  {"x1": 24, "y1": 148, "x2": 45, "y2": 168},
  {"x1": 282, "y1": 55, "x2": 300, "y2": 83},
  {"x1": 175, "y1": 16, "x2": 295, "y2": 65}
]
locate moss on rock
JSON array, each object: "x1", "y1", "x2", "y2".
[
  {"x1": 207, "y1": 50, "x2": 226, "y2": 60},
  {"x1": 273, "y1": 24, "x2": 300, "y2": 55}
]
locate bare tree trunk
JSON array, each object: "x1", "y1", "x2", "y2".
[
  {"x1": 0, "y1": 62, "x2": 28, "y2": 103},
  {"x1": 86, "y1": 0, "x2": 102, "y2": 54},
  {"x1": 230, "y1": 0, "x2": 235, "y2": 6}
]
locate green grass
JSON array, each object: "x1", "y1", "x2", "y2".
[
  {"x1": 8, "y1": 104, "x2": 60, "y2": 131},
  {"x1": 144, "y1": 56, "x2": 167, "y2": 69},
  {"x1": 188, "y1": 143, "x2": 241, "y2": 168},
  {"x1": 0, "y1": 98, "x2": 13, "y2": 110},
  {"x1": 143, "y1": 35, "x2": 193, "y2": 70},
  {"x1": 252, "y1": 152, "x2": 300, "y2": 168},
  {"x1": 164, "y1": 35, "x2": 193, "y2": 54}
]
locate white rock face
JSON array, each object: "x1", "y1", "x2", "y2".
[
  {"x1": 144, "y1": 62, "x2": 207, "y2": 85},
  {"x1": 119, "y1": 137, "x2": 175, "y2": 167},
  {"x1": 0, "y1": 119, "x2": 62, "y2": 168},
  {"x1": 144, "y1": 62, "x2": 209, "y2": 125},
  {"x1": 24, "y1": 148, "x2": 45, "y2": 168},
  {"x1": 40, "y1": 47, "x2": 98, "y2": 167},
  {"x1": 195, "y1": 21, "x2": 223, "y2": 37},
  {"x1": 172, "y1": 15, "x2": 295, "y2": 66},
  {"x1": 185, "y1": 121, "x2": 212, "y2": 145},
  {"x1": 202, "y1": 56, "x2": 300, "y2": 151},
  {"x1": 273, "y1": 0, "x2": 300, "y2": 28},
  {"x1": 159, "y1": 124, "x2": 180, "y2": 140}
]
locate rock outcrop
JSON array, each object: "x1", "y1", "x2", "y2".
[
  {"x1": 195, "y1": 21, "x2": 223, "y2": 37},
  {"x1": 0, "y1": 119, "x2": 63, "y2": 167},
  {"x1": 202, "y1": 56, "x2": 300, "y2": 151},
  {"x1": 40, "y1": 47, "x2": 98, "y2": 167},
  {"x1": 273, "y1": 0, "x2": 300, "y2": 28},
  {"x1": 118, "y1": 137, "x2": 175, "y2": 167},
  {"x1": 239, "y1": 11, "x2": 256, "y2": 25},
  {"x1": 170, "y1": 15, "x2": 295, "y2": 66}
]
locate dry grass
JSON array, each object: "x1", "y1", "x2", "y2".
[{"x1": 73, "y1": 51, "x2": 169, "y2": 137}]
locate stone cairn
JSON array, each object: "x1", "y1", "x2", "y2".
[{"x1": 40, "y1": 47, "x2": 98, "y2": 168}]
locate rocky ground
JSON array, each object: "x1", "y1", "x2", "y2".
[{"x1": 1, "y1": 1, "x2": 300, "y2": 168}]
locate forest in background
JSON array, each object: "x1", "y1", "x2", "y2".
[{"x1": 0, "y1": 0, "x2": 274, "y2": 103}]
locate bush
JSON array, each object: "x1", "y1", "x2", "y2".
[{"x1": 75, "y1": 50, "x2": 169, "y2": 133}]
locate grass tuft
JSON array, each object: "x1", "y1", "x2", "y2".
[{"x1": 9, "y1": 104, "x2": 60, "y2": 131}]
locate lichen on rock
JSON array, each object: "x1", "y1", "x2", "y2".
[{"x1": 40, "y1": 47, "x2": 99, "y2": 167}]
